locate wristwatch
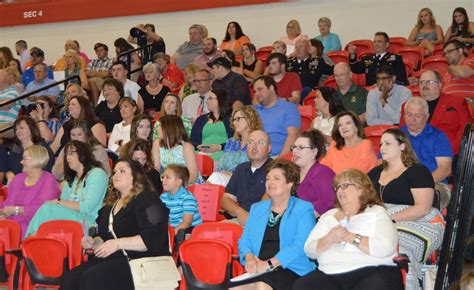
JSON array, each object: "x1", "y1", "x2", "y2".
[
  {"x1": 267, "y1": 259, "x2": 274, "y2": 271},
  {"x1": 352, "y1": 234, "x2": 362, "y2": 246},
  {"x1": 14, "y1": 206, "x2": 20, "y2": 215}
]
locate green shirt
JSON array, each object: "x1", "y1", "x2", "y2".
[{"x1": 335, "y1": 84, "x2": 368, "y2": 115}]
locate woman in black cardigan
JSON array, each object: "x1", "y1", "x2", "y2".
[{"x1": 190, "y1": 89, "x2": 233, "y2": 161}]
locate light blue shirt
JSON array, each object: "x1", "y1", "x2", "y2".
[
  {"x1": 315, "y1": 32, "x2": 342, "y2": 54},
  {"x1": 0, "y1": 86, "x2": 20, "y2": 124},
  {"x1": 255, "y1": 99, "x2": 301, "y2": 156},
  {"x1": 366, "y1": 84, "x2": 412, "y2": 126},
  {"x1": 24, "y1": 78, "x2": 60, "y2": 105}
]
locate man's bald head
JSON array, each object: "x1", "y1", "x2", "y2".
[{"x1": 334, "y1": 62, "x2": 353, "y2": 89}]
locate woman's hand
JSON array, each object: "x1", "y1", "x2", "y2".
[
  {"x1": 46, "y1": 199, "x2": 59, "y2": 205},
  {"x1": 94, "y1": 239, "x2": 120, "y2": 258},
  {"x1": 326, "y1": 225, "x2": 349, "y2": 244},
  {"x1": 245, "y1": 255, "x2": 258, "y2": 274},
  {"x1": 2, "y1": 206, "x2": 16, "y2": 217},
  {"x1": 82, "y1": 236, "x2": 95, "y2": 249},
  {"x1": 342, "y1": 232, "x2": 357, "y2": 244}
]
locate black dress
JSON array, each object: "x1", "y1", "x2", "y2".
[
  {"x1": 60, "y1": 191, "x2": 170, "y2": 290},
  {"x1": 138, "y1": 85, "x2": 170, "y2": 113}
]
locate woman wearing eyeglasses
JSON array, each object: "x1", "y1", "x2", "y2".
[
  {"x1": 367, "y1": 128, "x2": 444, "y2": 290},
  {"x1": 292, "y1": 129, "x2": 336, "y2": 217},
  {"x1": 292, "y1": 169, "x2": 402, "y2": 290}
]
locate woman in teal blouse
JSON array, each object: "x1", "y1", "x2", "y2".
[{"x1": 26, "y1": 140, "x2": 108, "y2": 236}]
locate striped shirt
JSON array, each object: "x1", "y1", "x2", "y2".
[
  {"x1": 0, "y1": 86, "x2": 20, "y2": 124},
  {"x1": 87, "y1": 57, "x2": 113, "y2": 72},
  {"x1": 160, "y1": 186, "x2": 202, "y2": 228}
]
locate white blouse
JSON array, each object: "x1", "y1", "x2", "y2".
[{"x1": 108, "y1": 122, "x2": 131, "y2": 153}]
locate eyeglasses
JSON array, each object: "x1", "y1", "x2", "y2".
[
  {"x1": 376, "y1": 76, "x2": 392, "y2": 81},
  {"x1": 290, "y1": 145, "x2": 313, "y2": 152},
  {"x1": 443, "y1": 47, "x2": 458, "y2": 55},
  {"x1": 232, "y1": 116, "x2": 245, "y2": 123},
  {"x1": 193, "y1": 79, "x2": 209, "y2": 84},
  {"x1": 334, "y1": 182, "x2": 356, "y2": 192},
  {"x1": 419, "y1": 80, "x2": 439, "y2": 86},
  {"x1": 66, "y1": 150, "x2": 77, "y2": 156}
]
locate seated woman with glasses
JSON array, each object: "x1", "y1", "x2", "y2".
[
  {"x1": 26, "y1": 140, "x2": 109, "y2": 236},
  {"x1": 291, "y1": 129, "x2": 336, "y2": 218},
  {"x1": 292, "y1": 169, "x2": 402, "y2": 290}
]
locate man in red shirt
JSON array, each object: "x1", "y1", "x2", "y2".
[
  {"x1": 442, "y1": 39, "x2": 474, "y2": 97},
  {"x1": 266, "y1": 52, "x2": 302, "y2": 104}
]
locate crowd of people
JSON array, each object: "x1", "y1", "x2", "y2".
[{"x1": 0, "y1": 5, "x2": 473, "y2": 290}]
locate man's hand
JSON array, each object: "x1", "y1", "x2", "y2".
[{"x1": 379, "y1": 85, "x2": 389, "y2": 107}]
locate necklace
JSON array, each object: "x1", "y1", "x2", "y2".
[{"x1": 267, "y1": 210, "x2": 285, "y2": 227}]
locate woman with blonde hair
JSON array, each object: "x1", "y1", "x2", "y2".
[
  {"x1": 178, "y1": 63, "x2": 200, "y2": 100},
  {"x1": 207, "y1": 106, "x2": 263, "y2": 185},
  {"x1": 314, "y1": 17, "x2": 342, "y2": 54},
  {"x1": 64, "y1": 49, "x2": 89, "y2": 91},
  {"x1": 152, "y1": 93, "x2": 192, "y2": 139},
  {"x1": 5, "y1": 66, "x2": 24, "y2": 93},
  {"x1": 406, "y1": 8, "x2": 444, "y2": 56},
  {"x1": 137, "y1": 62, "x2": 170, "y2": 116},
  {"x1": 281, "y1": 19, "x2": 309, "y2": 55}
]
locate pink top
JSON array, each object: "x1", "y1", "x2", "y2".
[
  {"x1": 321, "y1": 139, "x2": 379, "y2": 174},
  {"x1": 1, "y1": 172, "x2": 60, "y2": 238}
]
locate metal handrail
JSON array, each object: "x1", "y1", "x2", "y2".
[
  {"x1": 117, "y1": 43, "x2": 154, "y2": 78},
  {"x1": 0, "y1": 75, "x2": 80, "y2": 134}
]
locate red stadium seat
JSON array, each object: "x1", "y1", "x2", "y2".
[
  {"x1": 395, "y1": 46, "x2": 424, "y2": 70},
  {"x1": 187, "y1": 184, "x2": 225, "y2": 222},
  {"x1": 358, "y1": 49, "x2": 375, "y2": 60},
  {"x1": 0, "y1": 186, "x2": 7, "y2": 202},
  {"x1": 280, "y1": 151, "x2": 293, "y2": 161},
  {"x1": 433, "y1": 44, "x2": 444, "y2": 56},
  {"x1": 345, "y1": 39, "x2": 374, "y2": 56},
  {"x1": 323, "y1": 75, "x2": 337, "y2": 89},
  {"x1": 388, "y1": 37, "x2": 407, "y2": 54},
  {"x1": 298, "y1": 105, "x2": 316, "y2": 119},
  {"x1": 354, "y1": 73, "x2": 366, "y2": 87},
  {"x1": 364, "y1": 125, "x2": 398, "y2": 155},
  {"x1": 179, "y1": 239, "x2": 232, "y2": 290},
  {"x1": 403, "y1": 58, "x2": 414, "y2": 78},
  {"x1": 0, "y1": 220, "x2": 21, "y2": 289},
  {"x1": 196, "y1": 154, "x2": 214, "y2": 177},
  {"x1": 326, "y1": 50, "x2": 349, "y2": 64},
  {"x1": 303, "y1": 90, "x2": 317, "y2": 106},
  {"x1": 301, "y1": 115, "x2": 313, "y2": 132},
  {"x1": 256, "y1": 46, "x2": 273, "y2": 62},
  {"x1": 421, "y1": 55, "x2": 449, "y2": 75}
]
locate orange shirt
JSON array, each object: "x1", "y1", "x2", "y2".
[
  {"x1": 219, "y1": 36, "x2": 250, "y2": 56},
  {"x1": 320, "y1": 139, "x2": 379, "y2": 174}
]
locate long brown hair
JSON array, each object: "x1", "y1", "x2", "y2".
[
  {"x1": 104, "y1": 158, "x2": 153, "y2": 207},
  {"x1": 381, "y1": 128, "x2": 418, "y2": 169},
  {"x1": 159, "y1": 115, "x2": 189, "y2": 149},
  {"x1": 332, "y1": 111, "x2": 366, "y2": 150}
]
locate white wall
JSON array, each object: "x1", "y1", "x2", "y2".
[{"x1": 0, "y1": 0, "x2": 472, "y2": 64}]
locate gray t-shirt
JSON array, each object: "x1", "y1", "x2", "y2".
[{"x1": 176, "y1": 42, "x2": 203, "y2": 70}]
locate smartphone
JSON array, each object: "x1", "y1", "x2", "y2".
[{"x1": 200, "y1": 145, "x2": 210, "y2": 149}]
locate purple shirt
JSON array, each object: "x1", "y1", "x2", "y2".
[
  {"x1": 1, "y1": 171, "x2": 60, "y2": 238},
  {"x1": 296, "y1": 162, "x2": 336, "y2": 215}
]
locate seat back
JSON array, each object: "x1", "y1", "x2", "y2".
[
  {"x1": 395, "y1": 46, "x2": 424, "y2": 69},
  {"x1": 358, "y1": 49, "x2": 375, "y2": 60},
  {"x1": 302, "y1": 90, "x2": 316, "y2": 106},
  {"x1": 0, "y1": 185, "x2": 7, "y2": 202},
  {"x1": 0, "y1": 220, "x2": 21, "y2": 282},
  {"x1": 345, "y1": 39, "x2": 374, "y2": 56},
  {"x1": 37, "y1": 220, "x2": 83, "y2": 269},
  {"x1": 196, "y1": 154, "x2": 214, "y2": 177},
  {"x1": 388, "y1": 37, "x2": 407, "y2": 54},
  {"x1": 421, "y1": 55, "x2": 449, "y2": 75},
  {"x1": 187, "y1": 184, "x2": 225, "y2": 222},
  {"x1": 179, "y1": 239, "x2": 232, "y2": 290},
  {"x1": 326, "y1": 50, "x2": 349, "y2": 64},
  {"x1": 298, "y1": 105, "x2": 315, "y2": 119},
  {"x1": 322, "y1": 75, "x2": 337, "y2": 89},
  {"x1": 300, "y1": 115, "x2": 313, "y2": 132},
  {"x1": 256, "y1": 46, "x2": 272, "y2": 62},
  {"x1": 364, "y1": 125, "x2": 398, "y2": 155},
  {"x1": 433, "y1": 44, "x2": 444, "y2": 56},
  {"x1": 22, "y1": 236, "x2": 68, "y2": 286},
  {"x1": 191, "y1": 222, "x2": 243, "y2": 255}
]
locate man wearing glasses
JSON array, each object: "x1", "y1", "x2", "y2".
[
  {"x1": 442, "y1": 39, "x2": 474, "y2": 98},
  {"x1": 182, "y1": 70, "x2": 212, "y2": 122},
  {"x1": 366, "y1": 65, "x2": 412, "y2": 126},
  {"x1": 402, "y1": 70, "x2": 472, "y2": 156}
]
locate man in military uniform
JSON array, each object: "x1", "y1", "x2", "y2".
[
  {"x1": 349, "y1": 32, "x2": 408, "y2": 86},
  {"x1": 288, "y1": 39, "x2": 333, "y2": 99}
]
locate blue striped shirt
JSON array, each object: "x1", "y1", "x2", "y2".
[
  {"x1": 160, "y1": 186, "x2": 202, "y2": 228},
  {"x1": 0, "y1": 86, "x2": 20, "y2": 124}
]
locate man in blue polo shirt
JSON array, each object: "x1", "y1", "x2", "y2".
[
  {"x1": 401, "y1": 97, "x2": 453, "y2": 208},
  {"x1": 221, "y1": 130, "x2": 272, "y2": 226},
  {"x1": 24, "y1": 63, "x2": 60, "y2": 105},
  {"x1": 254, "y1": 76, "x2": 300, "y2": 157}
]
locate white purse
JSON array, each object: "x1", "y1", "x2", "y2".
[{"x1": 109, "y1": 202, "x2": 181, "y2": 290}]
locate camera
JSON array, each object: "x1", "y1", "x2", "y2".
[{"x1": 130, "y1": 27, "x2": 146, "y2": 38}]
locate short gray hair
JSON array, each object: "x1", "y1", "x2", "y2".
[
  {"x1": 405, "y1": 97, "x2": 429, "y2": 116},
  {"x1": 143, "y1": 63, "x2": 160, "y2": 76},
  {"x1": 318, "y1": 17, "x2": 332, "y2": 27}
]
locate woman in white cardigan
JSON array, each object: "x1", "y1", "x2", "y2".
[{"x1": 292, "y1": 169, "x2": 403, "y2": 290}]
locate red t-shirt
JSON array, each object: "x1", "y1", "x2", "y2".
[
  {"x1": 442, "y1": 57, "x2": 474, "y2": 97},
  {"x1": 276, "y1": 72, "x2": 302, "y2": 99}
]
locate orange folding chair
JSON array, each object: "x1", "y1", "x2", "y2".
[
  {"x1": 0, "y1": 220, "x2": 21, "y2": 289},
  {"x1": 323, "y1": 75, "x2": 337, "y2": 89},
  {"x1": 344, "y1": 39, "x2": 374, "y2": 56},
  {"x1": 37, "y1": 220, "x2": 84, "y2": 269},
  {"x1": 20, "y1": 236, "x2": 69, "y2": 290},
  {"x1": 191, "y1": 222, "x2": 244, "y2": 277},
  {"x1": 303, "y1": 90, "x2": 316, "y2": 106},
  {"x1": 364, "y1": 125, "x2": 398, "y2": 155},
  {"x1": 187, "y1": 184, "x2": 225, "y2": 222},
  {"x1": 298, "y1": 105, "x2": 316, "y2": 119},
  {"x1": 326, "y1": 50, "x2": 349, "y2": 64},
  {"x1": 196, "y1": 154, "x2": 214, "y2": 178},
  {"x1": 256, "y1": 46, "x2": 272, "y2": 62},
  {"x1": 179, "y1": 239, "x2": 232, "y2": 290}
]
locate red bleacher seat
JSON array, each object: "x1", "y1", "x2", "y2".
[
  {"x1": 421, "y1": 55, "x2": 449, "y2": 75},
  {"x1": 388, "y1": 37, "x2": 407, "y2": 54},
  {"x1": 344, "y1": 39, "x2": 374, "y2": 56},
  {"x1": 326, "y1": 50, "x2": 349, "y2": 64},
  {"x1": 395, "y1": 46, "x2": 424, "y2": 70}
]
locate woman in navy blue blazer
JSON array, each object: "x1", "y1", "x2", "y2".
[{"x1": 238, "y1": 159, "x2": 316, "y2": 290}]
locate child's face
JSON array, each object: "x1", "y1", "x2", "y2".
[{"x1": 161, "y1": 169, "x2": 183, "y2": 192}]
